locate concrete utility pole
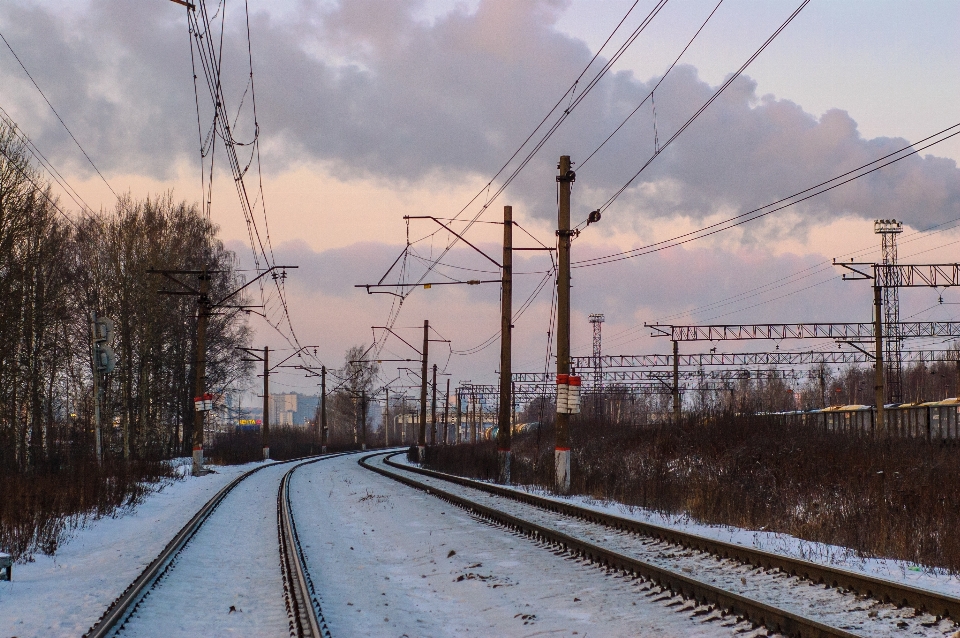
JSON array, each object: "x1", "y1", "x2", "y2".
[
  {"x1": 192, "y1": 266, "x2": 210, "y2": 475},
  {"x1": 874, "y1": 284, "x2": 886, "y2": 434},
  {"x1": 151, "y1": 264, "x2": 295, "y2": 473},
  {"x1": 262, "y1": 345, "x2": 270, "y2": 460},
  {"x1": 672, "y1": 340, "x2": 681, "y2": 422},
  {"x1": 470, "y1": 393, "x2": 477, "y2": 443},
  {"x1": 431, "y1": 363, "x2": 438, "y2": 445},
  {"x1": 555, "y1": 155, "x2": 574, "y2": 493},
  {"x1": 418, "y1": 319, "x2": 429, "y2": 461},
  {"x1": 455, "y1": 389, "x2": 462, "y2": 444},
  {"x1": 321, "y1": 366, "x2": 327, "y2": 453},
  {"x1": 384, "y1": 387, "x2": 390, "y2": 447},
  {"x1": 498, "y1": 205, "x2": 514, "y2": 484},
  {"x1": 443, "y1": 378, "x2": 450, "y2": 445},
  {"x1": 360, "y1": 390, "x2": 367, "y2": 450}
]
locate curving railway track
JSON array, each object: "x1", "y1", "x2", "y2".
[
  {"x1": 362, "y1": 451, "x2": 960, "y2": 638},
  {"x1": 83, "y1": 453, "x2": 348, "y2": 638}
]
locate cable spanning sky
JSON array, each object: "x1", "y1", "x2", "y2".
[{"x1": 1, "y1": 0, "x2": 959, "y2": 390}]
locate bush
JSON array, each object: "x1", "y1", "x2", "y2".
[
  {"x1": 0, "y1": 434, "x2": 178, "y2": 562},
  {"x1": 206, "y1": 426, "x2": 362, "y2": 465},
  {"x1": 423, "y1": 412, "x2": 960, "y2": 573}
]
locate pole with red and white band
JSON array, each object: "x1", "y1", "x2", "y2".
[
  {"x1": 191, "y1": 265, "x2": 210, "y2": 476},
  {"x1": 555, "y1": 155, "x2": 575, "y2": 493}
]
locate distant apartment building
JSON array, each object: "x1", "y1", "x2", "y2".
[{"x1": 268, "y1": 392, "x2": 320, "y2": 427}]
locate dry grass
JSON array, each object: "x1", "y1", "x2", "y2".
[
  {"x1": 0, "y1": 429, "x2": 178, "y2": 562},
  {"x1": 206, "y1": 426, "x2": 361, "y2": 465},
  {"x1": 423, "y1": 412, "x2": 960, "y2": 573}
]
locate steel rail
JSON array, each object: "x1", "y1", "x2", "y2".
[
  {"x1": 84, "y1": 452, "x2": 352, "y2": 638},
  {"x1": 367, "y1": 452, "x2": 960, "y2": 635},
  {"x1": 360, "y1": 453, "x2": 856, "y2": 638},
  {"x1": 278, "y1": 458, "x2": 332, "y2": 638},
  {"x1": 379, "y1": 453, "x2": 960, "y2": 620}
]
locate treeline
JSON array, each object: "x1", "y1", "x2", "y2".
[
  {"x1": 0, "y1": 120, "x2": 251, "y2": 470},
  {"x1": 551, "y1": 360, "x2": 960, "y2": 427}
]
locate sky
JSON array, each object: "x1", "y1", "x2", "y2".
[{"x1": 2, "y1": 0, "x2": 959, "y2": 398}]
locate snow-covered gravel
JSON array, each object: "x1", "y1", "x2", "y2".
[
  {"x1": 290, "y1": 451, "x2": 743, "y2": 637},
  {"x1": 384, "y1": 454, "x2": 958, "y2": 637},
  {"x1": 0, "y1": 460, "x2": 269, "y2": 638},
  {"x1": 396, "y1": 453, "x2": 960, "y2": 600},
  {"x1": 117, "y1": 461, "x2": 298, "y2": 638}
]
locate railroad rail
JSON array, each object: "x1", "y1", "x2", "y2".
[
  {"x1": 362, "y1": 452, "x2": 960, "y2": 638},
  {"x1": 278, "y1": 458, "x2": 331, "y2": 638},
  {"x1": 84, "y1": 453, "x2": 346, "y2": 638}
]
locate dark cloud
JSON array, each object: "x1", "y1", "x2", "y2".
[{"x1": 2, "y1": 0, "x2": 959, "y2": 231}]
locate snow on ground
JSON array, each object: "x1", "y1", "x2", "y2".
[
  {"x1": 395, "y1": 454, "x2": 960, "y2": 600},
  {"x1": 0, "y1": 460, "x2": 271, "y2": 638},
  {"x1": 291, "y1": 452, "x2": 735, "y2": 637},
  {"x1": 119, "y1": 461, "x2": 297, "y2": 638}
]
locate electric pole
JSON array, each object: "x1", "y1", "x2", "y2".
[
  {"x1": 455, "y1": 389, "x2": 462, "y2": 444},
  {"x1": 360, "y1": 389, "x2": 367, "y2": 450},
  {"x1": 431, "y1": 363, "x2": 438, "y2": 446},
  {"x1": 384, "y1": 386, "x2": 390, "y2": 447},
  {"x1": 191, "y1": 266, "x2": 210, "y2": 475},
  {"x1": 419, "y1": 319, "x2": 429, "y2": 461},
  {"x1": 498, "y1": 205, "x2": 513, "y2": 483},
  {"x1": 151, "y1": 263, "x2": 296, "y2": 475},
  {"x1": 874, "y1": 284, "x2": 886, "y2": 434},
  {"x1": 321, "y1": 366, "x2": 327, "y2": 452},
  {"x1": 262, "y1": 345, "x2": 270, "y2": 460},
  {"x1": 555, "y1": 155, "x2": 574, "y2": 493},
  {"x1": 443, "y1": 377, "x2": 450, "y2": 445},
  {"x1": 672, "y1": 339, "x2": 681, "y2": 422}
]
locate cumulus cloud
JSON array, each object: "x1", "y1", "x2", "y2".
[{"x1": 3, "y1": 0, "x2": 958, "y2": 232}]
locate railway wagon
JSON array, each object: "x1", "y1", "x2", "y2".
[{"x1": 774, "y1": 398, "x2": 960, "y2": 440}]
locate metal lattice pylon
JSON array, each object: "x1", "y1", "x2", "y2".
[
  {"x1": 588, "y1": 314, "x2": 604, "y2": 387},
  {"x1": 875, "y1": 219, "x2": 903, "y2": 403}
]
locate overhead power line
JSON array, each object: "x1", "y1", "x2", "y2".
[
  {"x1": 573, "y1": 120, "x2": 960, "y2": 269},
  {"x1": 590, "y1": 0, "x2": 811, "y2": 219},
  {"x1": 370, "y1": 0, "x2": 673, "y2": 360},
  {"x1": 0, "y1": 29, "x2": 119, "y2": 200}
]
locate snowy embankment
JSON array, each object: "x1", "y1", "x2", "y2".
[
  {"x1": 0, "y1": 460, "x2": 271, "y2": 638},
  {"x1": 395, "y1": 453, "x2": 960, "y2": 600},
  {"x1": 291, "y1": 453, "x2": 733, "y2": 637}
]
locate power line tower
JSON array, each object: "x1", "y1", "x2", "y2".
[
  {"x1": 589, "y1": 313, "x2": 604, "y2": 417},
  {"x1": 588, "y1": 314, "x2": 604, "y2": 385},
  {"x1": 875, "y1": 219, "x2": 903, "y2": 403}
]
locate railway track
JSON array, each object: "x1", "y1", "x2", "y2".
[
  {"x1": 362, "y1": 451, "x2": 960, "y2": 638},
  {"x1": 84, "y1": 453, "x2": 348, "y2": 638}
]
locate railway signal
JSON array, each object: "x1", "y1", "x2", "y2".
[{"x1": 90, "y1": 311, "x2": 116, "y2": 464}]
